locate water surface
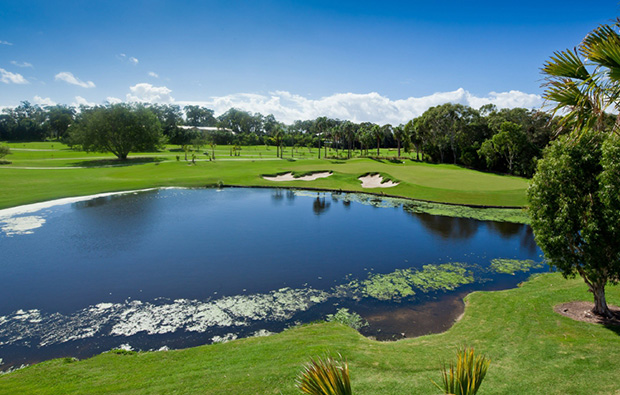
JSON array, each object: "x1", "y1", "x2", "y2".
[{"x1": 0, "y1": 188, "x2": 542, "y2": 369}]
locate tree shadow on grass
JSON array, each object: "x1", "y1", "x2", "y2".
[{"x1": 74, "y1": 157, "x2": 166, "y2": 167}]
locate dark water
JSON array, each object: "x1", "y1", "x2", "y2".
[{"x1": 0, "y1": 188, "x2": 542, "y2": 369}]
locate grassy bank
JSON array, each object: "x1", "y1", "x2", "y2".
[
  {"x1": 1, "y1": 273, "x2": 618, "y2": 394},
  {"x1": 0, "y1": 143, "x2": 529, "y2": 214}
]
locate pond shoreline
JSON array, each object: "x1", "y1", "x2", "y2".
[{"x1": 0, "y1": 185, "x2": 528, "y2": 224}]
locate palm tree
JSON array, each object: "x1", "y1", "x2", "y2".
[
  {"x1": 541, "y1": 18, "x2": 620, "y2": 134},
  {"x1": 371, "y1": 124, "x2": 383, "y2": 156},
  {"x1": 392, "y1": 124, "x2": 408, "y2": 158},
  {"x1": 315, "y1": 117, "x2": 328, "y2": 159}
]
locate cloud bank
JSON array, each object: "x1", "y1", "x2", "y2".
[
  {"x1": 179, "y1": 88, "x2": 543, "y2": 125},
  {"x1": 0, "y1": 68, "x2": 28, "y2": 84},
  {"x1": 55, "y1": 72, "x2": 95, "y2": 88},
  {"x1": 33, "y1": 96, "x2": 56, "y2": 106},
  {"x1": 127, "y1": 83, "x2": 174, "y2": 103}
]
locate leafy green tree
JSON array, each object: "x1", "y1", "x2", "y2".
[
  {"x1": 46, "y1": 105, "x2": 75, "y2": 140},
  {"x1": 69, "y1": 103, "x2": 164, "y2": 160},
  {"x1": 478, "y1": 121, "x2": 528, "y2": 174},
  {"x1": 528, "y1": 131, "x2": 620, "y2": 317},
  {"x1": 0, "y1": 145, "x2": 10, "y2": 159},
  {"x1": 184, "y1": 105, "x2": 216, "y2": 127}
]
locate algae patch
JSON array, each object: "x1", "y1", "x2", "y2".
[
  {"x1": 346, "y1": 263, "x2": 475, "y2": 301},
  {"x1": 490, "y1": 259, "x2": 544, "y2": 275}
]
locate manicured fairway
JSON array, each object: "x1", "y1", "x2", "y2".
[
  {"x1": 0, "y1": 142, "x2": 529, "y2": 209},
  {"x1": 0, "y1": 273, "x2": 618, "y2": 394}
]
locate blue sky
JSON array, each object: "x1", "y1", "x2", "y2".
[{"x1": 0, "y1": 1, "x2": 618, "y2": 124}]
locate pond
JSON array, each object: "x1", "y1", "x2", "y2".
[{"x1": 0, "y1": 187, "x2": 543, "y2": 370}]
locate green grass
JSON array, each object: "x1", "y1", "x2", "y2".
[
  {"x1": 1, "y1": 273, "x2": 618, "y2": 394},
  {"x1": 0, "y1": 142, "x2": 529, "y2": 211}
]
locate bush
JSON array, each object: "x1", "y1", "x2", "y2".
[
  {"x1": 297, "y1": 355, "x2": 351, "y2": 395},
  {"x1": 432, "y1": 347, "x2": 490, "y2": 395}
]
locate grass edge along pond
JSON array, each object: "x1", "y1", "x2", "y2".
[
  {"x1": 0, "y1": 142, "x2": 529, "y2": 214},
  {"x1": 0, "y1": 273, "x2": 618, "y2": 394}
]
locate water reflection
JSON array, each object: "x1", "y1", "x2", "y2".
[
  {"x1": 271, "y1": 189, "x2": 284, "y2": 203},
  {"x1": 312, "y1": 194, "x2": 331, "y2": 216},
  {"x1": 414, "y1": 212, "x2": 480, "y2": 240}
]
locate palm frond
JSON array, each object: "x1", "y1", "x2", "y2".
[
  {"x1": 542, "y1": 49, "x2": 590, "y2": 80},
  {"x1": 581, "y1": 23, "x2": 620, "y2": 76}
]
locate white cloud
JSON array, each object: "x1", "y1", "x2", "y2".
[
  {"x1": 0, "y1": 68, "x2": 28, "y2": 84},
  {"x1": 33, "y1": 96, "x2": 56, "y2": 106},
  {"x1": 11, "y1": 61, "x2": 33, "y2": 68},
  {"x1": 126, "y1": 83, "x2": 174, "y2": 103},
  {"x1": 179, "y1": 88, "x2": 543, "y2": 125},
  {"x1": 72, "y1": 96, "x2": 96, "y2": 107},
  {"x1": 0, "y1": 40, "x2": 12, "y2": 46},
  {"x1": 106, "y1": 96, "x2": 123, "y2": 104},
  {"x1": 148, "y1": 71, "x2": 159, "y2": 78},
  {"x1": 117, "y1": 53, "x2": 139, "y2": 65},
  {"x1": 55, "y1": 72, "x2": 95, "y2": 88}
]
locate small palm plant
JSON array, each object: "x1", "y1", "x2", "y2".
[
  {"x1": 297, "y1": 355, "x2": 352, "y2": 395},
  {"x1": 432, "y1": 347, "x2": 491, "y2": 395}
]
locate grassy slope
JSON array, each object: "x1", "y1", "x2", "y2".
[
  {"x1": 1, "y1": 273, "x2": 618, "y2": 394},
  {"x1": 0, "y1": 143, "x2": 528, "y2": 209}
]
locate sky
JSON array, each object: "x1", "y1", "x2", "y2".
[{"x1": 0, "y1": 0, "x2": 618, "y2": 124}]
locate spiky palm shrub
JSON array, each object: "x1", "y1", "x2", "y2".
[
  {"x1": 433, "y1": 347, "x2": 491, "y2": 395},
  {"x1": 297, "y1": 355, "x2": 352, "y2": 395}
]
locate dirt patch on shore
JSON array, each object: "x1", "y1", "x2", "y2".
[{"x1": 554, "y1": 301, "x2": 620, "y2": 326}]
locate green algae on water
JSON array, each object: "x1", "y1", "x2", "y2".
[
  {"x1": 489, "y1": 259, "x2": 543, "y2": 275},
  {"x1": 347, "y1": 263, "x2": 475, "y2": 301}
]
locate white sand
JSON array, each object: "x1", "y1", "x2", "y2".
[
  {"x1": 358, "y1": 174, "x2": 399, "y2": 188},
  {"x1": 263, "y1": 171, "x2": 332, "y2": 182}
]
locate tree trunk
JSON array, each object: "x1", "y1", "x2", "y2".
[
  {"x1": 397, "y1": 140, "x2": 401, "y2": 158},
  {"x1": 590, "y1": 280, "x2": 612, "y2": 318},
  {"x1": 318, "y1": 137, "x2": 321, "y2": 159},
  {"x1": 377, "y1": 138, "x2": 380, "y2": 156}
]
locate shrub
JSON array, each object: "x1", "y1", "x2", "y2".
[
  {"x1": 297, "y1": 355, "x2": 352, "y2": 395},
  {"x1": 432, "y1": 347, "x2": 490, "y2": 395}
]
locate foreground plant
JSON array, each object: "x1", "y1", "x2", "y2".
[
  {"x1": 297, "y1": 355, "x2": 352, "y2": 395},
  {"x1": 432, "y1": 347, "x2": 490, "y2": 395}
]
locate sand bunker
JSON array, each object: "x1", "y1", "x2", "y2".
[
  {"x1": 358, "y1": 174, "x2": 399, "y2": 188},
  {"x1": 263, "y1": 171, "x2": 332, "y2": 182}
]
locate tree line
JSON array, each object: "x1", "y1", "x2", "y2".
[{"x1": 1, "y1": 100, "x2": 594, "y2": 176}]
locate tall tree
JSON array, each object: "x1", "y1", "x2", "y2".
[
  {"x1": 69, "y1": 103, "x2": 164, "y2": 160},
  {"x1": 528, "y1": 131, "x2": 620, "y2": 317}
]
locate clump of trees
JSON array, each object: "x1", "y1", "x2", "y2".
[
  {"x1": 528, "y1": 17, "x2": 620, "y2": 318},
  {"x1": 1, "y1": 98, "x2": 562, "y2": 175}
]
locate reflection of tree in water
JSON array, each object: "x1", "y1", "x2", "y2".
[
  {"x1": 520, "y1": 226, "x2": 538, "y2": 255},
  {"x1": 411, "y1": 212, "x2": 480, "y2": 240},
  {"x1": 312, "y1": 194, "x2": 331, "y2": 216},
  {"x1": 286, "y1": 190, "x2": 296, "y2": 201},
  {"x1": 271, "y1": 189, "x2": 284, "y2": 203},
  {"x1": 486, "y1": 221, "x2": 522, "y2": 239}
]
